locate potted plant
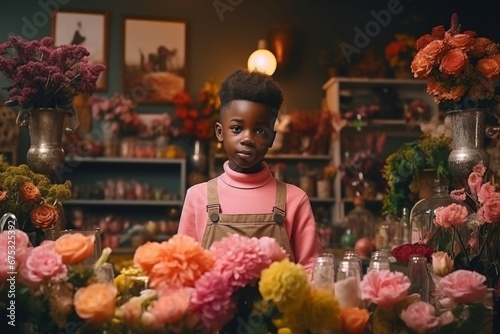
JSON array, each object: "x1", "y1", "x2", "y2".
[{"x1": 382, "y1": 133, "x2": 452, "y2": 218}]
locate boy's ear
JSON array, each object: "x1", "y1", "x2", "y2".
[
  {"x1": 215, "y1": 122, "x2": 223, "y2": 141},
  {"x1": 268, "y1": 131, "x2": 276, "y2": 148}
]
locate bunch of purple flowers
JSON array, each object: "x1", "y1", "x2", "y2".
[{"x1": 0, "y1": 35, "x2": 105, "y2": 119}]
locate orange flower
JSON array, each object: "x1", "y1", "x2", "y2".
[
  {"x1": 477, "y1": 55, "x2": 500, "y2": 78},
  {"x1": 19, "y1": 182, "x2": 41, "y2": 203},
  {"x1": 411, "y1": 52, "x2": 433, "y2": 78},
  {"x1": 444, "y1": 33, "x2": 472, "y2": 49},
  {"x1": 133, "y1": 241, "x2": 166, "y2": 273},
  {"x1": 74, "y1": 283, "x2": 117, "y2": 325},
  {"x1": 148, "y1": 234, "x2": 215, "y2": 288},
  {"x1": 340, "y1": 307, "x2": 370, "y2": 334},
  {"x1": 421, "y1": 40, "x2": 446, "y2": 63},
  {"x1": 54, "y1": 232, "x2": 95, "y2": 265},
  {"x1": 30, "y1": 204, "x2": 59, "y2": 229},
  {"x1": 439, "y1": 48, "x2": 468, "y2": 75},
  {"x1": 0, "y1": 191, "x2": 7, "y2": 204}
]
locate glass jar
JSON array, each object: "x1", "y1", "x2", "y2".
[
  {"x1": 409, "y1": 179, "x2": 472, "y2": 244},
  {"x1": 343, "y1": 195, "x2": 375, "y2": 242}
]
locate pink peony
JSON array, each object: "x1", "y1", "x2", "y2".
[
  {"x1": 210, "y1": 234, "x2": 274, "y2": 289},
  {"x1": 360, "y1": 270, "x2": 411, "y2": 309},
  {"x1": 437, "y1": 269, "x2": 488, "y2": 304},
  {"x1": 20, "y1": 246, "x2": 67, "y2": 285},
  {"x1": 190, "y1": 270, "x2": 235, "y2": 331},
  {"x1": 400, "y1": 301, "x2": 440, "y2": 333},
  {"x1": 434, "y1": 204, "x2": 469, "y2": 228},
  {"x1": 477, "y1": 182, "x2": 496, "y2": 204},
  {"x1": 149, "y1": 287, "x2": 192, "y2": 325},
  {"x1": 450, "y1": 188, "x2": 466, "y2": 201},
  {"x1": 477, "y1": 193, "x2": 500, "y2": 223}
]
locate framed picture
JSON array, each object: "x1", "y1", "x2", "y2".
[
  {"x1": 51, "y1": 10, "x2": 109, "y2": 91},
  {"x1": 122, "y1": 17, "x2": 187, "y2": 104}
]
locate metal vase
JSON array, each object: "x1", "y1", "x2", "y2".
[
  {"x1": 447, "y1": 109, "x2": 490, "y2": 181},
  {"x1": 26, "y1": 108, "x2": 67, "y2": 181}
]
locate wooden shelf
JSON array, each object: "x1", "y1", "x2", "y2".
[
  {"x1": 65, "y1": 199, "x2": 184, "y2": 206},
  {"x1": 65, "y1": 156, "x2": 185, "y2": 164}
]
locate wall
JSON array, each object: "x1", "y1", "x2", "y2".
[{"x1": 1, "y1": 0, "x2": 499, "y2": 162}]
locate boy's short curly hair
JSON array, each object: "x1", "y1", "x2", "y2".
[{"x1": 218, "y1": 68, "x2": 283, "y2": 115}]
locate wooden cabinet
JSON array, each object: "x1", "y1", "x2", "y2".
[
  {"x1": 322, "y1": 77, "x2": 438, "y2": 224},
  {"x1": 62, "y1": 157, "x2": 186, "y2": 252}
]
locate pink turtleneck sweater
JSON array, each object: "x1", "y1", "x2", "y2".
[{"x1": 177, "y1": 161, "x2": 322, "y2": 274}]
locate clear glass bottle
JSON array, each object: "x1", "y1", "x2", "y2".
[
  {"x1": 343, "y1": 195, "x2": 375, "y2": 243},
  {"x1": 400, "y1": 207, "x2": 410, "y2": 244},
  {"x1": 410, "y1": 178, "x2": 472, "y2": 244}
]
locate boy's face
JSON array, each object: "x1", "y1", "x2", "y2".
[{"x1": 215, "y1": 100, "x2": 276, "y2": 173}]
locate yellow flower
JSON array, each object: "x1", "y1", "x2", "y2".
[
  {"x1": 258, "y1": 259, "x2": 310, "y2": 314},
  {"x1": 304, "y1": 287, "x2": 341, "y2": 331}
]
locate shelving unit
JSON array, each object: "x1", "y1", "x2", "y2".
[
  {"x1": 323, "y1": 77, "x2": 438, "y2": 224},
  {"x1": 62, "y1": 156, "x2": 187, "y2": 251}
]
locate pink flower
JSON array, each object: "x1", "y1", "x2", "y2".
[
  {"x1": 450, "y1": 188, "x2": 466, "y2": 201},
  {"x1": 190, "y1": 271, "x2": 235, "y2": 331},
  {"x1": 360, "y1": 270, "x2": 411, "y2": 309},
  {"x1": 0, "y1": 230, "x2": 31, "y2": 280},
  {"x1": 434, "y1": 204, "x2": 469, "y2": 228},
  {"x1": 149, "y1": 287, "x2": 192, "y2": 325},
  {"x1": 477, "y1": 182, "x2": 496, "y2": 204},
  {"x1": 437, "y1": 269, "x2": 488, "y2": 304},
  {"x1": 468, "y1": 172, "x2": 483, "y2": 195},
  {"x1": 472, "y1": 163, "x2": 487, "y2": 177},
  {"x1": 20, "y1": 246, "x2": 67, "y2": 285},
  {"x1": 477, "y1": 193, "x2": 500, "y2": 223},
  {"x1": 258, "y1": 237, "x2": 287, "y2": 262},
  {"x1": 400, "y1": 301, "x2": 440, "y2": 333},
  {"x1": 210, "y1": 234, "x2": 274, "y2": 289}
]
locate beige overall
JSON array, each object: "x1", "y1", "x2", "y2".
[{"x1": 200, "y1": 178, "x2": 294, "y2": 262}]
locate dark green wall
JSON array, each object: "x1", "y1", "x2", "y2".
[{"x1": 2, "y1": 0, "x2": 499, "y2": 162}]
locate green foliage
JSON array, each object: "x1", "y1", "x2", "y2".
[{"x1": 382, "y1": 134, "x2": 451, "y2": 217}]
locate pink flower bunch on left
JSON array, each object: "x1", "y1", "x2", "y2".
[{"x1": 360, "y1": 269, "x2": 411, "y2": 309}]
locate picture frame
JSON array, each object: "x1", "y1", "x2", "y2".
[
  {"x1": 51, "y1": 10, "x2": 109, "y2": 92},
  {"x1": 122, "y1": 17, "x2": 187, "y2": 105}
]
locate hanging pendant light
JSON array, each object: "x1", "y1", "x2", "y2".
[{"x1": 247, "y1": 39, "x2": 277, "y2": 75}]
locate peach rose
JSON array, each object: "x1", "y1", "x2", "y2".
[
  {"x1": 440, "y1": 48, "x2": 468, "y2": 75},
  {"x1": 445, "y1": 33, "x2": 472, "y2": 49},
  {"x1": 469, "y1": 37, "x2": 494, "y2": 58},
  {"x1": 437, "y1": 269, "x2": 488, "y2": 304},
  {"x1": 30, "y1": 204, "x2": 59, "y2": 229},
  {"x1": 411, "y1": 51, "x2": 433, "y2": 78},
  {"x1": 400, "y1": 301, "x2": 440, "y2": 333},
  {"x1": 431, "y1": 251, "x2": 453, "y2": 277},
  {"x1": 477, "y1": 56, "x2": 500, "y2": 78},
  {"x1": 74, "y1": 283, "x2": 117, "y2": 325},
  {"x1": 133, "y1": 241, "x2": 165, "y2": 273},
  {"x1": 340, "y1": 307, "x2": 370, "y2": 334},
  {"x1": 360, "y1": 270, "x2": 411, "y2": 309},
  {"x1": 0, "y1": 191, "x2": 7, "y2": 204},
  {"x1": 19, "y1": 182, "x2": 41, "y2": 203},
  {"x1": 421, "y1": 39, "x2": 446, "y2": 63},
  {"x1": 54, "y1": 232, "x2": 95, "y2": 265}
]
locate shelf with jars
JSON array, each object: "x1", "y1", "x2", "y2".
[
  {"x1": 62, "y1": 156, "x2": 186, "y2": 252},
  {"x1": 322, "y1": 77, "x2": 439, "y2": 246}
]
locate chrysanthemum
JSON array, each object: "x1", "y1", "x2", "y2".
[{"x1": 304, "y1": 287, "x2": 341, "y2": 331}]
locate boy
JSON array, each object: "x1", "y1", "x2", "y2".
[{"x1": 177, "y1": 68, "x2": 322, "y2": 274}]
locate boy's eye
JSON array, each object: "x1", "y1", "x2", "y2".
[{"x1": 230, "y1": 126, "x2": 241, "y2": 133}]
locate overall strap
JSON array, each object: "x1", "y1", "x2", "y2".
[
  {"x1": 272, "y1": 179, "x2": 287, "y2": 223},
  {"x1": 206, "y1": 178, "x2": 221, "y2": 223}
]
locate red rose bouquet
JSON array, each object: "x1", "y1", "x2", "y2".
[{"x1": 411, "y1": 13, "x2": 500, "y2": 111}]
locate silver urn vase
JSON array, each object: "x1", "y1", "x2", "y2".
[{"x1": 447, "y1": 109, "x2": 490, "y2": 181}]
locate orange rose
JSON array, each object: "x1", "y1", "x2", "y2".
[
  {"x1": 30, "y1": 204, "x2": 59, "y2": 229},
  {"x1": 0, "y1": 191, "x2": 7, "y2": 204},
  {"x1": 440, "y1": 48, "x2": 468, "y2": 75},
  {"x1": 445, "y1": 33, "x2": 472, "y2": 49},
  {"x1": 410, "y1": 52, "x2": 433, "y2": 78},
  {"x1": 477, "y1": 56, "x2": 500, "y2": 78},
  {"x1": 340, "y1": 307, "x2": 370, "y2": 334},
  {"x1": 74, "y1": 283, "x2": 117, "y2": 325},
  {"x1": 469, "y1": 37, "x2": 494, "y2": 58},
  {"x1": 133, "y1": 241, "x2": 166, "y2": 273},
  {"x1": 422, "y1": 39, "x2": 447, "y2": 63},
  {"x1": 19, "y1": 182, "x2": 41, "y2": 203},
  {"x1": 54, "y1": 232, "x2": 95, "y2": 265}
]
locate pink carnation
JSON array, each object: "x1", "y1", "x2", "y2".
[
  {"x1": 437, "y1": 269, "x2": 487, "y2": 304},
  {"x1": 477, "y1": 193, "x2": 500, "y2": 224},
  {"x1": 190, "y1": 271, "x2": 235, "y2": 331},
  {"x1": 434, "y1": 204, "x2": 469, "y2": 228},
  {"x1": 450, "y1": 188, "x2": 466, "y2": 201},
  {"x1": 477, "y1": 182, "x2": 497, "y2": 204},
  {"x1": 400, "y1": 301, "x2": 440, "y2": 333},
  {"x1": 467, "y1": 171, "x2": 483, "y2": 195},
  {"x1": 258, "y1": 237, "x2": 287, "y2": 262},
  {"x1": 210, "y1": 234, "x2": 276, "y2": 288},
  {"x1": 360, "y1": 270, "x2": 411, "y2": 309},
  {"x1": 19, "y1": 247, "x2": 67, "y2": 285},
  {"x1": 149, "y1": 287, "x2": 192, "y2": 326},
  {"x1": 472, "y1": 163, "x2": 487, "y2": 177}
]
